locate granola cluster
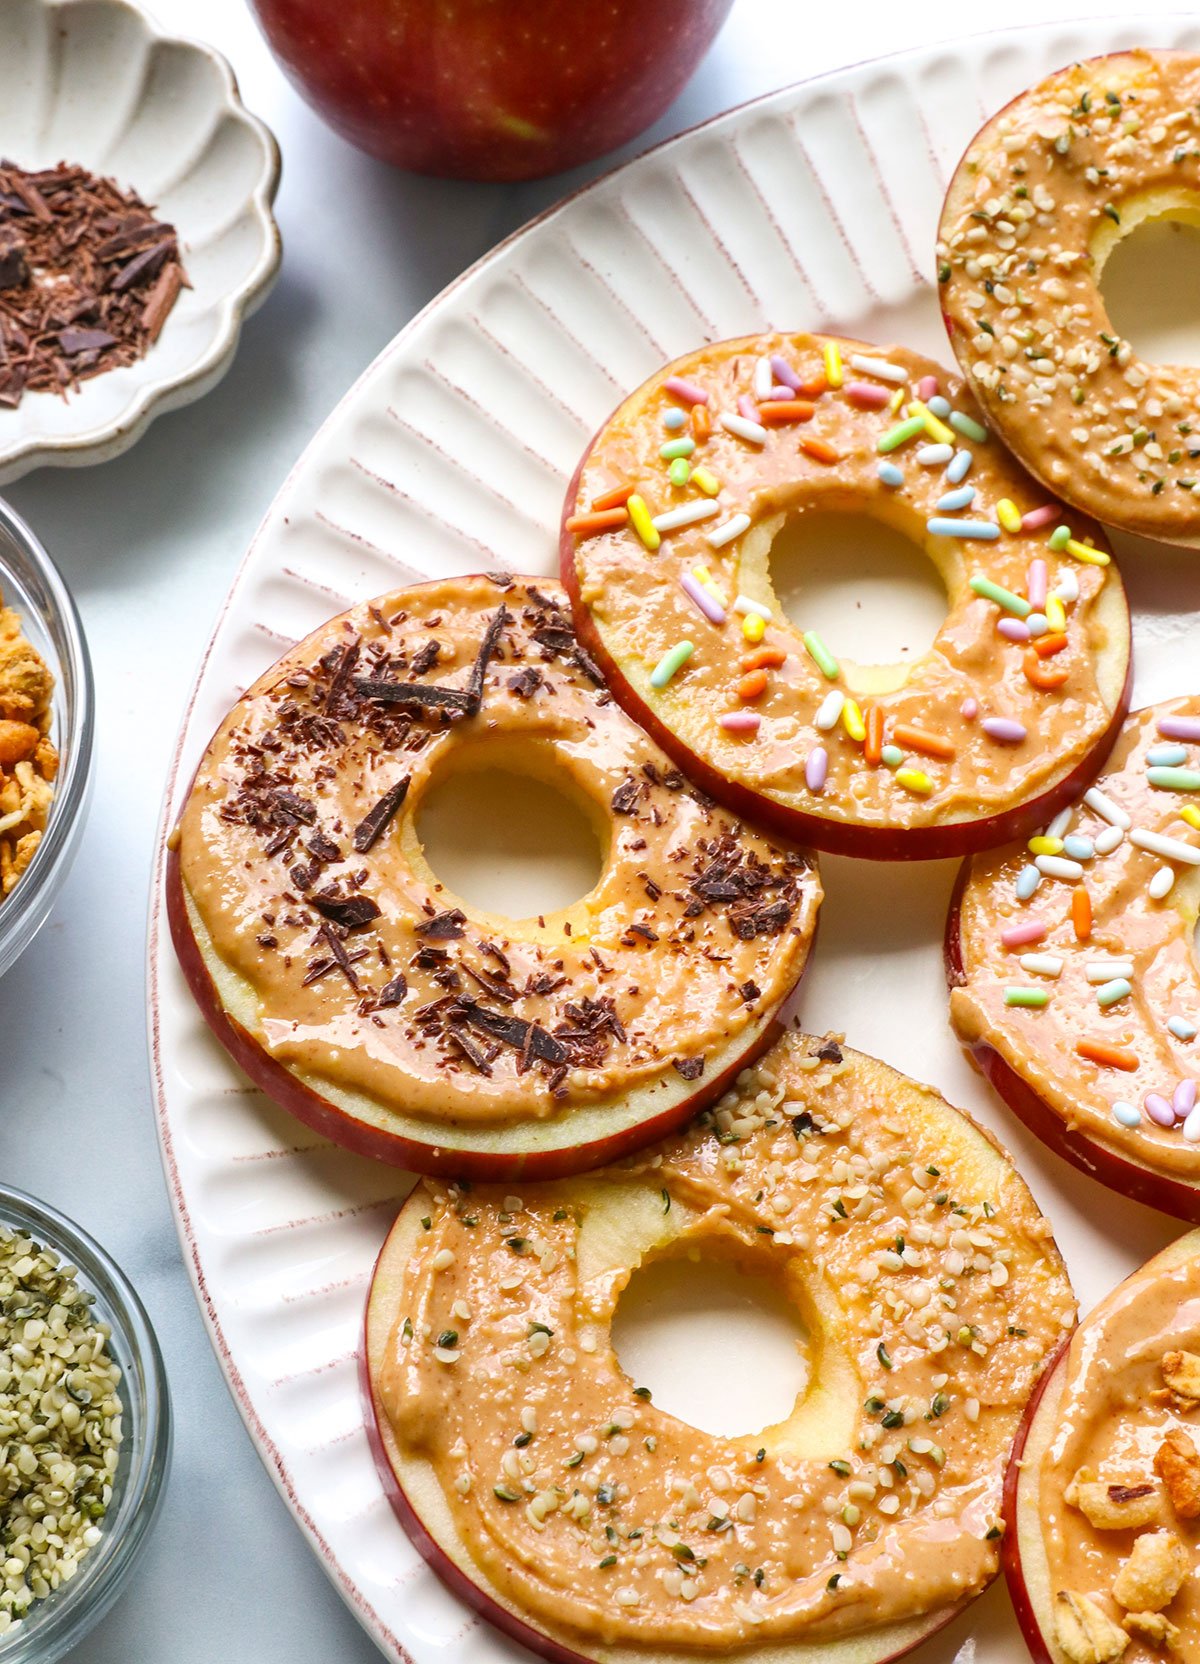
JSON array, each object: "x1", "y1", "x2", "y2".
[
  {"x1": 1055, "y1": 1349, "x2": 1200, "y2": 1660},
  {"x1": 0, "y1": 594, "x2": 56, "y2": 899}
]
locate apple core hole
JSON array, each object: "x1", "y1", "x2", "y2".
[
  {"x1": 1101, "y1": 212, "x2": 1200, "y2": 368},
  {"x1": 770, "y1": 510, "x2": 948, "y2": 680},
  {"x1": 416, "y1": 762, "x2": 604, "y2": 921},
  {"x1": 611, "y1": 1252, "x2": 810, "y2": 1438}
]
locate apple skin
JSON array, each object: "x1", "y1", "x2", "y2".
[
  {"x1": 1000, "y1": 1333, "x2": 1073, "y2": 1664},
  {"x1": 359, "y1": 1194, "x2": 970, "y2": 1664},
  {"x1": 165, "y1": 832, "x2": 809, "y2": 1182},
  {"x1": 944, "y1": 862, "x2": 1200, "y2": 1223},
  {"x1": 560, "y1": 475, "x2": 1134, "y2": 862},
  {"x1": 246, "y1": 0, "x2": 734, "y2": 182}
]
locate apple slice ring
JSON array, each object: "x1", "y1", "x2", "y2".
[
  {"x1": 1005, "y1": 1230, "x2": 1200, "y2": 1664},
  {"x1": 939, "y1": 49, "x2": 1200, "y2": 546},
  {"x1": 167, "y1": 574, "x2": 820, "y2": 1180},
  {"x1": 561, "y1": 332, "x2": 1131, "y2": 861},
  {"x1": 948, "y1": 698, "x2": 1200, "y2": 1222},
  {"x1": 363, "y1": 1032, "x2": 1075, "y2": 1664}
]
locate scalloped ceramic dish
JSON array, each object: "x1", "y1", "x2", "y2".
[
  {"x1": 0, "y1": 0, "x2": 281, "y2": 483},
  {"x1": 150, "y1": 14, "x2": 1200, "y2": 1664}
]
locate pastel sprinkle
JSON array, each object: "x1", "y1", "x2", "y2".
[
  {"x1": 1027, "y1": 559, "x2": 1048, "y2": 609},
  {"x1": 1020, "y1": 953, "x2": 1063, "y2": 978},
  {"x1": 928, "y1": 395, "x2": 951, "y2": 418},
  {"x1": 913, "y1": 404, "x2": 955, "y2": 447},
  {"x1": 936, "y1": 486, "x2": 976, "y2": 512},
  {"x1": 720, "y1": 411, "x2": 767, "y2": 446},
  {"x1": 627, "y1": 494, "x2": 660, "y2": 551},
  {"x1": 733, "y1": 594, "x2": 772, "y2": 620},
  {"x1": 650, "y1": 640, "x2": 695, "y2": 688},
  {"x1": 1183, "y1": 806, "x2": 1200, "y2": 832},
  {"x1": 1097, "y1": 977, "x2": 1132, "y2": 1007},
  {"x1": 660, "y1": 437, "x2": 695, "y2": 461},
  {"x1": 679, "y1": 573, "x2": 725, "y2": 625},
  {"x1": 1046, "y1": 809, "x2": 1073, "y2": 839},
  {"x1": 1169, "y1": 1017, "x2": 1198, "y2": 1042},
  {"x1": 737, "y1": 392, "x2": 760, "y2": 423},
  {"x1": 668, "y1": 458, "x2": 691, "y2": 487},
  {"x1": 878, "y1": 461, "x2": 905, "y2": 488},
  {"x1": 1005, "y1": 987, "x2": 1049, "y2": 1008},
  {"x1": 1048, "y1": 526, "x2": 1071, "y2": 551},
  {"x1": 1175, "y1": 1079, "x2": 1197, "y2": 1118},
  {"x1": 1045, "y1": 596, "x2": 1067, "y2": 631},
  {"x1": 769, "y1": 354, "x2": 802, "y2": 392},
  {"x1": 1130, "y1": 829, "x2": 1200, "y2": 865},
  {"x1": 823, "y1": 341, "x2": 844, "y2": 389},
  {"x1": 917, "y1": 444, "x2": 953, "y2": 466},
  {"x1": 706, "y1": 513, "x2": 752, "y2": 549},
  {"x1": 1028, "y1": 836, "x2": 1063, "y2": 857},
  {"x1": 806, "y1": 746, "x2": 828, "y2": 793},
  {"x1": 1002, "y1": 919, "x2": 1047, "y2": 948},
  {"x1": 1148, "y1": 767, "x2": 1200, "y2": 792},
  {"x1": 916, "y1": 374, "x2": 938, "y2": 401},
  {"x1": 692, "y1": 466, "x2": 721, "y2": 496},
  {"x1": 996, "y1": 499, "x2": 1022, "y2": 534},
  {"x1": 1085, "y1": 961, "x2": 1134, "y2": 983},
  {"x1": 652, "y1": 499, "x2": 721, "y2": 532},
  {"x1": 1035, "y1": 854, "x2": 1082, "y2": 880},
  {"x1": 929, "y1": 518, "x2": 1000, "y2": 540},
  {"x1": 998, "y1": 619, "x2": 1031, "y2": 643},
  {"x1": 803, "y1": 631, "x2": 840, "y2": 680},
  {"x1": 948, "y1": 410, "x2": 988, "y2": 442},
  {"x1": 1149, "y1": 865, "x2": 1177, "y2": 898},
  {"x1": 1112, "y1": 1101, "x2": 1141, "y2": 1128},
  {"x1": 1158, "y1": 715, "x2": 1200, "y2": 743},
  {"x1": 1184, "y1": 1106, "x2": 1200, "y2": 1142},
  {"x1": 815, "y1": 690, "x2": 846, "y2": 731},
  {"x1": 1084, "y1": 787, "x2": 1131, "y2": 830},
  {"x1": 878, "y1": 415, "x2": 927, "y2": 453},
  {"x1": 848, "y1": 353, "x2": 907, "y2": 384},
  {"x1": 742, "y1": 613, "x2": 765, "y2": 644},
  {"x1": 841, "y1": 699, "x2": 866, "y2": 742},
  {"x1": 663, "y1": 408, "x2": 687, "y2": 431},
  {"x1": 720, "y1": 710, "x2": 760, "y2": 735},
  {"x1": 1015, "y1": 865, "x2": 1042, "y2": 901},
  {"x1": 1054, "y1": 570, "x2": 1079, "y2": 604},
  {"x1": 946, "y1": 449, "x2": 973, "y2": 483},
  {"x1": 960, "y1": 697, "x2": 979, "y2": 720},
  {"x1": 664, "y1": 376, "x2": 708, "y2": 405},
  {"x1": 753, "y1": 357, "x2": 773, "y2": 401},
  {"x1": 881, "y1": 744, "x2": 903, "y2": 769},
  {"x1": 1026, "y1": 613, "x2": 1049, "y2": 638},
  {"x1": 845, "y1": 382, "x2": 891, "y2": 410},
  {"x1": 1094, "y1": 824, "x2": 1125, "y2": 855},
  {"x1": 1066, "y1": 538, "x2": 1110, "y2": 567},
  {"x1": 895, "y1": 768, "x2": 933, "y2": 795},
  {"x1": 1063, "y1": 835, "x2": 1094, "y2": 861},
  {"x1": 1021, "y1": 505, "x2": 1060, "y2": 532},
  {"x1": 1148, "y1": 743, "x2": 1189, "y2": 767},
  {"x1": 889, "y1": 388, "x2": 906, "y2": 413},
  {"x1": 1145, "y1": 1093, "x2": 1176, "y2": 1128},
  {"x1": 983, "y1": 717, "x2": 1028, "y2": 744}
]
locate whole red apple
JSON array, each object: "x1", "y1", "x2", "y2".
[{"x1": 247, "y1": 0, "x2": 736, "y2": 181}]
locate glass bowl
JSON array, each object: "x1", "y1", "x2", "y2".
[
  {"x1": 0, "y1": 497, "x2": 94, "y2": 979},
  {"x1": 0, "y1": 1185, "x2": 172, "y2": 1662}
]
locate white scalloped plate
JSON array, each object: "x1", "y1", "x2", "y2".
[
  {"x1": 0, "y1": 0, "x2": 280, "y2": 482},
  {"x1": 149, "y1": 17, "x2": 1200, "y2": 1663}
]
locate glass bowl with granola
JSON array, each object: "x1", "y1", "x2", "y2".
[{"x1": 0, "y1": 498, "x2": 92, "y2": 978}]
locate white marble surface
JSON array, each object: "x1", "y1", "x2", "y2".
[{"x1": 0, "y1": 1, "x2": 1166, "y2": 1657}]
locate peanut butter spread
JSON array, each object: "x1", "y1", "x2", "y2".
[
  {"x1": 952, "y1": 700, "x2": 1200, "y2": 1182},
  {"x1": 939, "y1": 50, "x2": 1200, "y2": 542},
  {"x1": 1036, "y1": 1236, "x2": 1200, "y2": 1663},
  {"x1": 176, "y1": 576, "x2": 818, "y2": 1130},
  {"x1": 377, "y1": 1035, "x2": 1074, "y2": 1648},
  {"x1": 565, "y1": 333, "x2": 1129, "y2": 841}
]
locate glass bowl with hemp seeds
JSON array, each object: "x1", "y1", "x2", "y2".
[{"x1": 0, "y1": 1186, "x2": 170, "y2": 1661}]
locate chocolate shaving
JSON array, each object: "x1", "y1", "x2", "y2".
[
  {"x1": 507, "y1": 666, "x2": 541, "y2": 699},
  {"x1": 1108, "y1": 1483, "x2": 1155, "y2": 1503},
  {"x1": 310, "y1": 891, "x2": 381, "y2": 930},
  {"x1": 313, "y1": 923, "x2": 360, "y2": 989},
  {"x1": 353, "y1": 776, "x2": 410, "y2": 853},
  {"x1": 463, "y1": 1003, "x2": 567, "y2": 1066},
  {"x1": 410, "y1": 640, "x2": 441, "y2": 676},
  {"x1": 416, "y1": 909, "x2": 466, "y2": 940},
  {"x1": 0, "y1": 159, "x2": 186, "y2": 405},
  {"x1": 352, "y1": 676, "x2": 475, "y2": 713},
  {"x1": 610, "y1": 777, "x2": 640, "y2": 815},
  {"x1": 273, "y1": 789, "x2": 317, "y2": 825},
  {"x1": 378, "y1": 973, "x2": 408, "y2": 1008},
  {"x1": 447, "y1": 1027, "x2": 493, "y2": 1075},
  {"x1": 466, "y1": 606, "x2": 508, "y2": 705},
  {"x1": 739, "y1": 981, "x2": 761, "y2": 1003},
  {"x1": 673, "y1": 1057, "x2": 704, "y2": 1080}
]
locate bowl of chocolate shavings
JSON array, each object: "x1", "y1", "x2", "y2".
[{"x1": 0, "y1": 0, "x2": 281, "y2": 483}]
